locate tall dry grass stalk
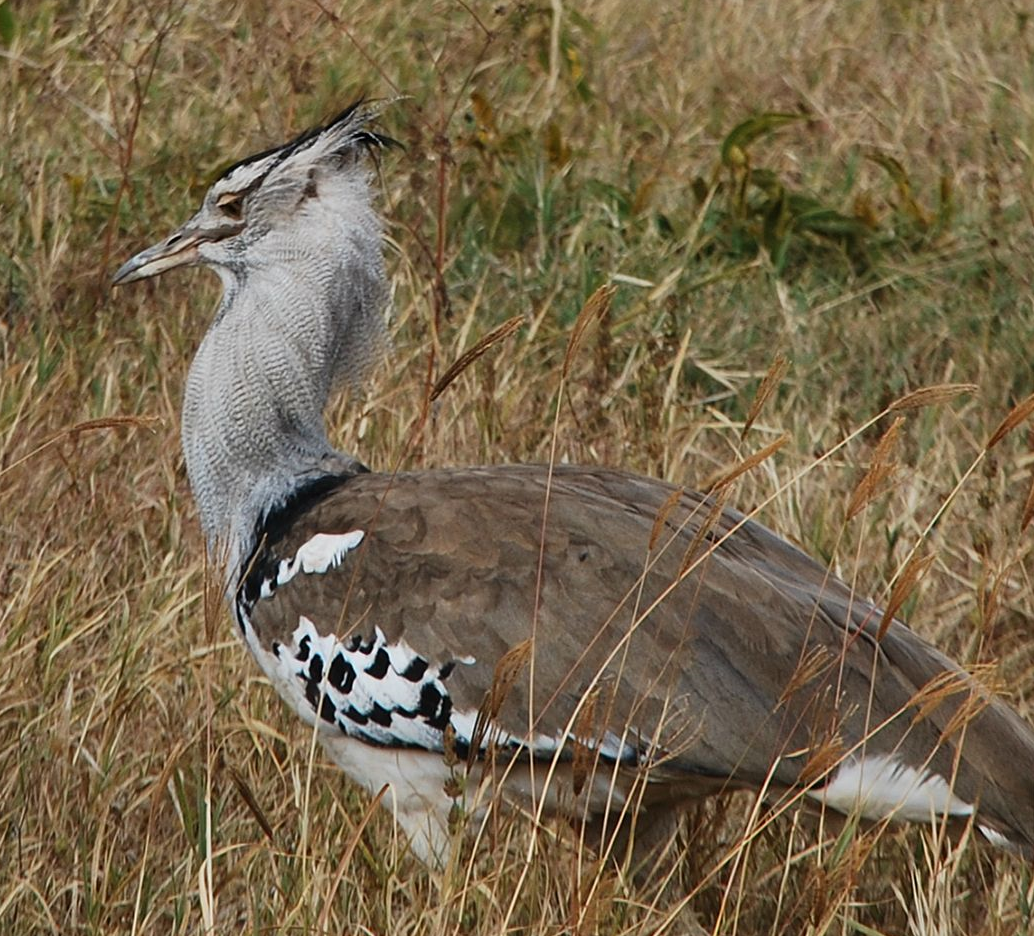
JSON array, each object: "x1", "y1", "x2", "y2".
[{"x1": 2, "y1": 1, "x2": 1032, "y2": 933}]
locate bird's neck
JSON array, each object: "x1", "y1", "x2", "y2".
[{"x1": 181, "y1": 222, "x2": 387, "y2": 577}]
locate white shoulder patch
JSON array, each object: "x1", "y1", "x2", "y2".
[
  {"x1": 260, "y1": 530, "x2": 365, "y2": 598},
  {"x1": 807, "y1": 753, "x2": 974, "y2": 823},
  {"x1": 296, "y1": 530, "x2": 365, "y2": 572}
]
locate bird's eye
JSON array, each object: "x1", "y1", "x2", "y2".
[{"x1": 216, "y1": 192, "x2": 245, "y2": 220}]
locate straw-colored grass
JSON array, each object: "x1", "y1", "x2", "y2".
[{"x1": 2, "y1": 1, "x2": 1032, "y2": 933}]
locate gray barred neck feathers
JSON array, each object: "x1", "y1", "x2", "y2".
[{"x1": 180, "y1": 168, "x2": 388, "y2": 577}]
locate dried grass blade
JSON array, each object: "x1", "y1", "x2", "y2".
[
  {"x1": 563, "y1": 285, "x2": 616, "y2": 379},
  {"x1": 1021, "y1": 468, "x2": 1034, "y2": 533},
  {"x1": 888, "y1": 383, "x2": 976, "y2": 412},
  {"x1": 796, "y1": 733, "x2": 846, "y2": 790},
  {"x1": 467, "y1": 638, "x2": 533, "y2": 769},
  {"x1": 203, "y1": 547, "x2": 229, "y2": 644},
  {"x1": 708, "y1": 433, "x2": 789, "y2": 492},
  {"x1": 986, "y1": 391, "x2": 1034, "y2": 449},
  {"x1": 571, "y1": 686, "x2": 601, "y2": 797},
  {"x1": 649, "y1": 487, "x2": 685, "y2": 551},
  {"x1": 847, "y1": 416, "x2": 903, "y2": 520},
  {"x1": 0, "y1": 414, "x2": 161, "y2": 478},
  {"x1": 316, "y1": 785, "x2": 388, "y2": 935},
  {"x1": 909, "y1": 669, "x2": 968, "y2": 724},
  {"x1": 680, "y1": 487, "x2": 730, "y2": 576},
  {"x1": 778, "y1": 645, "x2": 834, "y2": 707},
  {"x1": 430, "y1": 314, "x2": 523, "y2": 402},
  {"x1": 938, "y1": 681, "x2": 994, "y2": 745},
  {"x1": 878, "y1": 551, "x2": 935, "y2": 640},
  {"x1": 742, "y1": 354, "x2": 788, "y2": 438},
  {"x1": 227, "y1": 765, "x2": 275, "y2": 843}
]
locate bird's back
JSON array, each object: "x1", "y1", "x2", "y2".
[{"x1": 238, "y1": 463, "x2": 1034, "y2": 858}]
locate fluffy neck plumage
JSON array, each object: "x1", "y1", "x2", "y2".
[{"x1": 181, "y1": 178, "x2": 387, "y2": 576}]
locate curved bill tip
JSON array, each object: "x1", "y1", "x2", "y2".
[
  {"x1": 111, "y1": 254, "x2": 148, "y2": 287},
  {"x1": 111, "y1": 232, "x2": 201, "y2": 287}
]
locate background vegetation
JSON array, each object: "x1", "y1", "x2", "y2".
[{"x1": 1, "y1": 0, "x2": 1032, "y2": 932}]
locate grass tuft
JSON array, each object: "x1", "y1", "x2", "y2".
[{"x1": 2, "y1": 1, "x2": 1032, "y2": 933}]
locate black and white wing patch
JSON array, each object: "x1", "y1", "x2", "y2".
[
  {"x1": 237, "y1": 529, "x2": 642, "y2": 764},
  {"x1": 236, "y1": 529, "x2": 467, "y2": 748},
  {"x1": 262, "y1": 616, "x2": 465, "y2": 748}
]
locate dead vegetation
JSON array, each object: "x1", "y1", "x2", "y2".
[{"x1": 1, "y1": 0, "x2": 1033, "y2": 933}]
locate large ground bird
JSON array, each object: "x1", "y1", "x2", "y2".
[{"x1": 113, "y1": 105, "x2": 1034, "y2": 865}]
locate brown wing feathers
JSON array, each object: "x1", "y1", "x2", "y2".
[{"x1": 240, "y1": 463, "x2": 1033, "y2": 854}]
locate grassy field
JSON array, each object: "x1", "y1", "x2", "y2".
[{"x1": 2, "y1": 0, "x2": 1033, "y2": 932}]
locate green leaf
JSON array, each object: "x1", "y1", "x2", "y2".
[
  {"x1": 654, "y1": 212, "x2": 675, "y2": 238},
  {"x1": 762, "y1": 187, "x2": 792, "y2": 275},
  {"x1": 691, "y1": 176, "x2": 711, "y2": 204},
  {"x1": 866, "y1": 151, "x2": 911, "y2": 191},
  {"x1": 721, "y1": 113, "x2": 804, "y2": 167},
  {"x1": 748, "y1": 167, "x2": 781, "y2": 194},
  {"x1": 867, "y1": 151, "x2": 931, "y2": 227},
  {"x1": 761, "y1": 185, "x2": 789, "y2": 251},
  {"x1": 0, "y1": 2, "x2": 15, "y2": 45},
  {"x1": 868, "y1": 152, "x2": 934, "y2": 229},
  {"x1": 796, "y1": 207, "x2": 868, "y2": 239},
  {"x1": 771, "y1": 235, "x2": 792, "y2": 275}
]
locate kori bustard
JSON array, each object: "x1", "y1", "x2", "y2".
[{"x1": 113, "y1": 105, "x2": 1034, "y2": 865}]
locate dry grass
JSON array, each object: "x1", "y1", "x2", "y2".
[{"x1": 2, "y1": 0, "x2": 1033, "y2": 932}]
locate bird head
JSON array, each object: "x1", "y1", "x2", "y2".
[{"x1": 112, "y1": 103, "x2": 395, "y2": 287}]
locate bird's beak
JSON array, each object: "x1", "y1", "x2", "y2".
[{"x1": 111, "y1": 225, "x2": 207, "y2": 287}]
